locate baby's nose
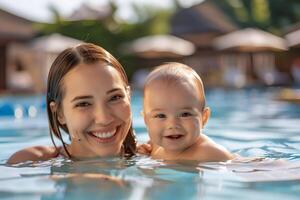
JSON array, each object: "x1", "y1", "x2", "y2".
[{"x1": 166, "y1": 117, "x2": 180, "y2": 129}]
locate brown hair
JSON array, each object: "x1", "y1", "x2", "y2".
[
  {"x1": 47, "y1": 43, "x2": 137, "y2": 158},
  {"x1": 144, "y1": 62, "x2": 206, "y2": 110}
]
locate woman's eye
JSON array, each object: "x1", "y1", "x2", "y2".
[
  {"x1": 154, "y1": 113, "x2": 166, "y2": 118},
  {"x1": 180, "y1": 112, "x2": 192, "y2": 117},
  {"x1": 110, "y1": 94, "x2": 124, "y2": 102},
  {"x1": 75, "y1": 102, "x2": 91, "y2": 108}
]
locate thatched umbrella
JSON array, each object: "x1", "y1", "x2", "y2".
[
  {"x1": 30, "y1": 34, "x2": 83, "y2": 90},
  {"x1": 30, "y1": 33, "x2": 83, "y2": 53},
  {"x1": 213, "y1": 28, "x2": 287, "y2": 86},
  {"x1": 121, "y1": 35, "x2": 195, "y2": 59},
  {"x1": 213, "y1": 28, "x2": 287, "y2": 52},
  {"x1": 285, "y1": 29, "x2": 300, "y2": 48}
]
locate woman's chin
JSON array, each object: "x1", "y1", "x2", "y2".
[{"x1": 90, "y1": 145, "x2": 122, "y2": 158}]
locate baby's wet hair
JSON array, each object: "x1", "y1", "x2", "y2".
[{"x1": 144, "y1": 62, "x2": 206, "y2": 110}]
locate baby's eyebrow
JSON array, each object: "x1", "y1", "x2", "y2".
[
  {"x1": 181, "y1": 106, "x2": 203, "y2": 111},
  {"x1": 144, "y1": 109, "x2": 163, "y2": 116},
  {"x1": 180, "y1": 107, "x2": 193, "y2": 110},
  {"x1": 149, "y1": 108, "x2": 164, "y2": 112}
]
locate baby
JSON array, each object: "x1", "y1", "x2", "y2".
[{"x1": 140, "y1": 62, "x2": 233, "y2": 162}]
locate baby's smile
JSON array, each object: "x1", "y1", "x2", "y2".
[{"x1": 164, "y1": 135, "x2": 184, "y2": 140}]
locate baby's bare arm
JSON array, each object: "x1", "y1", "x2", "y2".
[
  {"x1": 6, "y1": 146, "x2": 59, "y2": 164},
  {"x1": 137, "y1": 140, "x2": 155, "y2": 155},
  {"x1": 137, "y1": 143, "x2": 152, "y2": 155}
]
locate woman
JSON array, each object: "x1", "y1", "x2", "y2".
[{"x1": 7, "y1": 43, "x2": 137, "y2": 164}]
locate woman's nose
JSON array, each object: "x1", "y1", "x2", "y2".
[{"x1": 94, "y1": 104, "x2": 114, "y2": 125}]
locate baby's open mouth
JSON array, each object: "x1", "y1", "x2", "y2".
[{"x1": 165, "y1": 135, "x2": 183, "y2": 139}]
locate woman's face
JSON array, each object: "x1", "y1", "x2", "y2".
[{"x1": 57, "y1": 62, "x2": 132, "y2": 158}]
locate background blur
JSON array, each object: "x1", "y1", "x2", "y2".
[
  {"x1": 1, "y1": 3, "x2": 300, "y2": 199},
  {"x1": 0, "y1": 0, "x2": 300, "y2": 93}
]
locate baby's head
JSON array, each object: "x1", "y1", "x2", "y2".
[
  {"x1": 143, "y1": 62, "x2": 210, "y2": 152},
  {"x1": 144, "y1": 62, "x2": 206, "y2": 109}
]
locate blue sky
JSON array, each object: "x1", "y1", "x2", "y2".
[{"x1": 0, "y1": 0, "x2": 203, "y2": 22}]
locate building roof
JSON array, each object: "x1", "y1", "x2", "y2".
[
  {"x1": 171, "y1": 1, "x2": 237, "y2": 36},
  {"x1": 67, "y1": 3, "x2": 111, "y2": 21},
  {"x1": 0, "y1": 8, "x2": 35, "y2": 42}
]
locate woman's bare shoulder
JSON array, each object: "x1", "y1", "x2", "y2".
[{"x1": 6, "y1": 146, "x2": 59, "y2": 165}]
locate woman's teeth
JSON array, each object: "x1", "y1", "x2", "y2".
[{"x1": 91, "y1": 130, "x2": 116, "y2": 139}]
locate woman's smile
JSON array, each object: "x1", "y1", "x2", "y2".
[
  {"x1": 90, "y1": 130, "x2": 116, "y2": 139},
  {"x1": 87, "y1": 126, "x2": 119, "y2": 143}
]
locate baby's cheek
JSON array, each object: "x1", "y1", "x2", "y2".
[{"x1": 148, "y1": 125, "x2": 161, "y2": 141}]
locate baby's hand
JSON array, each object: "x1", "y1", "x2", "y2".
[{"x1": 137, "y1": 141, "x2": 153, "y2": 155}]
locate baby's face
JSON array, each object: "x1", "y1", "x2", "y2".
[{"x1": 143, "y1": 79, "x2": 209, "y2": 153}]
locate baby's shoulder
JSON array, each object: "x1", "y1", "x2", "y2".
[
  {"x1": 6, "y1": 145, "x2": 59, "y2": 164},
  {"x1": 195, "y1": 138, "x2": 233, "y2": 161}
]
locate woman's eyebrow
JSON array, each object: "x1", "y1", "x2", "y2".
[
  {"x1": 71, "y1": 95, "x2": 92, "y2": 102},
  {"x1": 106, "y1": 88, "x2": 122, "y2": 94},
  {"x1": 70, "y1": 88, "x2": 123, "y2": 102}
]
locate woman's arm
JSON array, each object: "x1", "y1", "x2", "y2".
[{"x1": 6, "y1": 146, "x2": 59, "y2": 165}]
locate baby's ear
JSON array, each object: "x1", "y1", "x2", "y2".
[
  {"x1": 141, "y1": 110, "x2": 149, "y2": 125},
  {"x1": 50, "y1": 101, "x2": 66, "y2": 125},
  {"x1": 202, "y1": 107, "x2": 211, "y2": 126}
]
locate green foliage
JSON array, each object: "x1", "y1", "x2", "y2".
[
  {"x1": 252, "y1": 0, "x2": 270, "y2": 25},
  {"x1": 212, "y1": 0, "x2": 300, "y2": 34},
  {"x1": 35, "y1": 3, "x2": 173, "y2": 80},
  {"x1": 35, "y1": 0, "x2": 300, "y2": 79}
]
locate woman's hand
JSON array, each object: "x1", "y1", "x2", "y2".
[{"x1": 6, "y1": 146, "x2": 59, "y2": 165}]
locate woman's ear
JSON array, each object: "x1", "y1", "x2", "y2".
[
  {"x1": 50, "y1": 101, "x2": 66, "y2": 125},
  {"x1": 202, "y1": 107, "x2": 211, "y2": 127}
]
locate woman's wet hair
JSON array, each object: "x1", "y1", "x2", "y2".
[{"x1": 47, "y1": 43, "x2": 137, "y2": 158}]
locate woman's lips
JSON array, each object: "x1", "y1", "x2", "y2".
[
  {"x1": 91, "y1": 130, "x2": 116, "y2": 138},
  {"x1": 88, "y1": 127, "x2": 119, "y2": 143}
]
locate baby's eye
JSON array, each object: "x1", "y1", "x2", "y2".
[
  {"x1": 154, "y1": 113, "x2": 166, "y2": 118},
  {"x1": 109, "y1": 94, "x2": 124, "y2": 102},
  {"x1": 75, "y1": 102, "x2": 91, "y2": 108},
  {"x1": 179, "y1": 112, "x2": 193, "y2": 117}
]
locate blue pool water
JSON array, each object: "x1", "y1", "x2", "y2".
[{"x1": 0, "y1": 88, "x2": 300, "y2": 200}]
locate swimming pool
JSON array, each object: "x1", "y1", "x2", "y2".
[{"x1": 0, "y1": 88, "x2": 300, "y2": 200}]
